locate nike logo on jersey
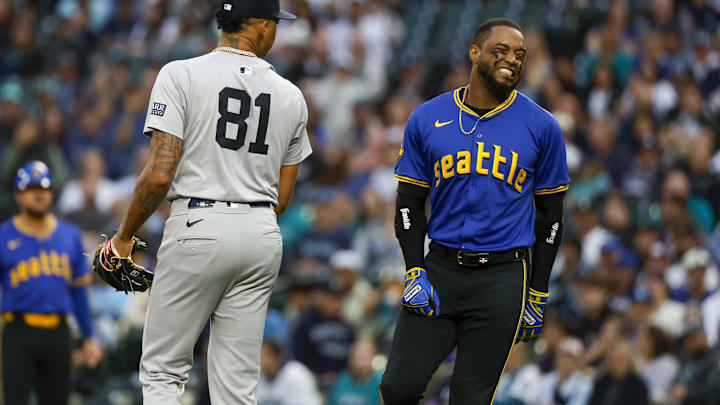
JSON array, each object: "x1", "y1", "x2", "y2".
[
  {"x1": 434, "y1": 120, "x2": 453, "y2": 128},
  {"x1": 186, "y1": 219, "x2": 204, "y2": 227}
]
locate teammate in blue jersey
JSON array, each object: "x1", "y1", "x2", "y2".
[
  {"x1": 380, "y1": 19, "x2": 569, "y2": 405},
  {"x1": 0, "y1": 161, "x2": 102, "y2": 405}
]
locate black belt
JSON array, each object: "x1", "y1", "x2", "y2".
[
  {"x1": 430, "y1": 241, "x2": 527, "y2": 267},
  {"x1": 188, "y1": 198, "x2": 271, "y2": 208}
]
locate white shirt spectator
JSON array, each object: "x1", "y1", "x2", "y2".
[
  {"x1": 580, "y1": 225, "x2": 614, "y2": 270},
  {"x1": 702, "y1": 289, "x2": 720, "y2": 347},
  {"x1": 494, "y1": 363, "x2": 542, "y2": 404},
  {"x1": 650, "y1": 299, "x2": 686, "y2": 338},
  {"x1": 538, "y1": 371, "x2": 593, "y2": 405},
  {"x1": 257, "y1": 360, "x2": 322, "y2": 405},
  {"x1": 57, "y1": 177, "x2": 118, "y2": 215},
  {"x1": 640, "y1": 353, "x2": 680, "y2": 404}
]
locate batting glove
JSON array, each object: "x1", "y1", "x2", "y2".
[
  {"x1": 400, "y1": 267, "x2": 439, "y2": 317},
  {"x1": 516, "y1": 288, "x2": 548, "y2": 342}
]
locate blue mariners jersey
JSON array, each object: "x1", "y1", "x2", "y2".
[
  {"x1": 0, "y1": 216, "x2": 91, "y2": 314},
  {"x1": 395, "y1": 88, "x2": 570, "y2": 251}
]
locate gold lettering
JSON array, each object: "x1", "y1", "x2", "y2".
[
  {"x1": 22, "y1": 259, "x2": 33, "y2": 282},
  {"x1": 50, "y1": 251, "x2": 61, "y2": 276},
  {"x1": 10, "y1": 268, "x2": 18, "y2": 288},
  {"x1": 61, "y1": 254, "x2": 71, "y2": 279},
  {"x1": 514, "y1": 168, "x2": 527, "y2": 193},
  {"x1": 434, "y1": 161, "x2": 441, "y2": 187},
  {"x1": 26, "y1": 258, "x2": 39, "y2": 278},
  {"x1": 441, "y1": 155, "x2": 455, "y2": 179},
  {"x1": 507, "y1": 151, "x2": 519, "y2": 185},
  {"x1": 39, "y1": 250, "x2": 52, "y2": 276},
  {"x1": 492, "y1": 145, "x2": 507, "y2": 181},
  {"x1": 457, "y1": 151, "x2": 471, "y2": 175},
  {"x1": 476, "y1": 142, "x2": 490, "y2": 175}
]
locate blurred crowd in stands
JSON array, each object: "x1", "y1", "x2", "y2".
[{"x1": 1, "y1": 0, "x2": 720, "y2": 404}]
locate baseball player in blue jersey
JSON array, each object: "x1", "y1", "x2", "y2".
[
  {"x1": 380, "y1": 19, "x2": 569, "y2": 404},
  {"x1": 0, "y1": 161, "x2": 102, "y2": 405}
]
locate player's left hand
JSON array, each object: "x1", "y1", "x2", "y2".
[
  {"x1": 516, "y1": 288, "x2": 548, "y2": 342},
  {"x1": 400, "y1": 267, "x2": 439, "y2": 317},
  {"x1": 91, "y1": 234, "x2": 154, "y2": 293},
  {"x1": 112, "y1": 235, "x2": 135, "y2": 258}
]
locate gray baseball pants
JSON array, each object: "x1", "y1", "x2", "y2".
[{"x1": 140, "y1": 197, "x2": 282, "y2": 404}]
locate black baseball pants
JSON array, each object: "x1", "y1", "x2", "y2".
[
  {"x1": 2, "y1": 318, "x2": 71, "y2": 405},
  {"x1": 380, "y1": 243, "x2": 527, "y2": 405}
]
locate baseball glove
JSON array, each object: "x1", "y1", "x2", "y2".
[{"x1": 92, "y1": 235, "x2": 154, "y2": 293}]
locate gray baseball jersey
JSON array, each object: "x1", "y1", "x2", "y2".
[
  {"x1": 138, "y1": 51, "x2": 311, "y2": 404},
  {"x1": 143, "y1": 51, "x2": 312, "y2": 205}
]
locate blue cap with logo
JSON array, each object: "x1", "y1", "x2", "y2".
[
  {"x1": 15, "y1": 161, "x2": 53, "y2": 190},
  {"x1": 219, "y1": 0, "x2": 296, "y2": 20}
]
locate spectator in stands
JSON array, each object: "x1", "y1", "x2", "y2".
[
  {"x1": 668, "y1": 323, "x2": 720, "y2": 405},
  {"x1": 538, "y1": 336, "x2": 593, "y2": 405},
  {"x1": 1, "y1": 0, "x2": 719, "y2": 402},
  {"x1": 327, "y1": 339, "x2": 382, "y2": 405},
  {"x1": 669, "y1": 247, "x2": 719, "y2": 303},
  {"x1": 572, "y1": 202, "x2": 614, "y2": 271},
  {"x1": 587, "y1": 340, "x2": 649, "y2": 405},
  {"x1": 292, "y1": 280, "x2": 356, "y2": 388},
  {"x1": 635, "y1": 326, "x2": 679, "y2": 405},
  {"x1": 645, "y1": 273, "x2": 686, "y2": 338},
  {"x1": 292, "y1": 189, "x2": 353, "y2": 264},
  {"x1": 257, "y1": 340, "x2": 322, "y2": 405},
  {"x1": 493, "y1": 343, "x2": 542, "y2": 405},
  {"x1": 566, "y1": 275, "x2": 614, "y2": 343},
  {"x1": 56, "y1": 148, "x2": 116, "y2": 224},
  {"x1": 0, "y1": 117, "x2": 71, "y2": 218},
  {"x1": 330, "y1": 250, "x2": 373, "y2": 328}
]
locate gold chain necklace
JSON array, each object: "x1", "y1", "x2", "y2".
[
  {"x1": 458, "y1": 85, "x2": 482, "y2": 135},
  {"x1": 213, "y1": 47, "x2": 258, "y2": 58}
]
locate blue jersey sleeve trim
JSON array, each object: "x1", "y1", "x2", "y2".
[
  {"x1": 395, "y1": 174, "x2": 430, "y2": 188},
  {"x1": 533, "y1": 184, "x2": 569, "y2": 195}
]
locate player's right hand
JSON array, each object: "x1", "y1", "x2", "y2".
[{"x1": 400, "y1": 267, "x2": 439, "y2": 316}]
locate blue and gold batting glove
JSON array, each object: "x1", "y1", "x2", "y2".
[
  {"x1": 400, "y1": 267, "x2": 439, "y2": 317},
  {"x1": 517, "y1": 288, "x2": 549, "y2": 342}
]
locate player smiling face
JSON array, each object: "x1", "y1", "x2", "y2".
[{"x1": 470, "y1": 25, "x2": 526, "y2": 101}]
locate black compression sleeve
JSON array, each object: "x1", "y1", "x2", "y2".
[
  {"x1": 395, "y1": 182, "x2": 429, "y2": 269},
  {"x1": 531, "y1": 192, "x2": 565, "y2": 293}
]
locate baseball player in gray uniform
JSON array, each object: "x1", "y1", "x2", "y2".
[{"x1": 104, "y1": 1, "x2": 310, "y2": 403}]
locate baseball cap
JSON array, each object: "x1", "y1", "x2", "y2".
[
  {"x1": 219, "y1": 0, "x2": 296, "y2": 20},
  {"x1": 15, "y1": 161, "x2": 53, "y2": 191}
]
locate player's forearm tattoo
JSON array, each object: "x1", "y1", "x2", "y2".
[{"x1": 118, "y1": 131, "x2": 182, "y2": 240}]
